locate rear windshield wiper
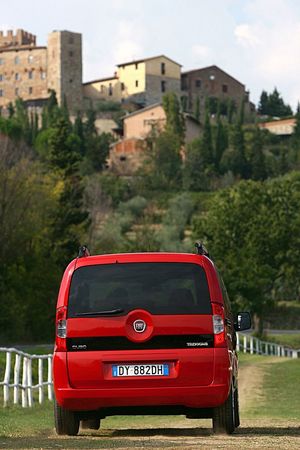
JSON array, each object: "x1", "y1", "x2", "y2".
[{"x1": 74, "y1": 308, "x2": 124, "y2": 317}]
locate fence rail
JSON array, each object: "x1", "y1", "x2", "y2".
[
  {"x1": 0, "y1": 347, "x2": 53, "y2": 407},
  {"x1": 236, "y1": 333, "x2": 300, "y2": 358},
  {"x1": 1, "y1": 334, "x2": 299, "y2": 407}
]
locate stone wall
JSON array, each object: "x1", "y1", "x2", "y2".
[
  {"x1": 47, "y1": 30, "x2": 82, "y2": 112},
  {"x1": 0, "y1": 46, "x2": 48, "y2": 108},
  {"x1": 145, "y1": 74, "x2": 181, "y2": 105}
]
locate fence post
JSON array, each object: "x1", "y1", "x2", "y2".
[
  {"x1": 236, "y1": 333, "x2": 240, "y2": 352},
  {"x1": 243, "y1": 335, "x2": 247, "y2": 353},
  {"x1": 14, "y1": 353, "x2": 21, "y2": 405},
  {"x1": 22, "y1": 357, "x2": 28, "y2": 408},
  {"x1": 38, "y1": 358, "x2": 44, "y2": 404},
  {"x1": 250, "y1": 336, "x2": 254, "y2": 354},
  {"x1": 47, "y1": 356, "x2": 53, "y2": 401},
  {"x1": 27, "y1": 358, "x2": 33, "y2": 407},
  {"x1": 3, "y1": 351, "x2": 11, "y2": 407}
]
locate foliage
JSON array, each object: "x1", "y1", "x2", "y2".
[
  {"x1": 193, "y1": 173, "x2": 300, "y2": 334},
  {"x1": 162, "y1": 92, "x2": 185, "y2": 144},
  {"x1": 258, "y1": 88, "x2": 293, "y2": 117}
]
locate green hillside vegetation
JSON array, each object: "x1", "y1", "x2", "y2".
[{"x1": 0, "y1": 90, "x2": 300, "y2": 341}]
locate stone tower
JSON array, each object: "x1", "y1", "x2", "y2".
[{"x1": 47, "y1": 30, "x2": 82, "y2": 112}]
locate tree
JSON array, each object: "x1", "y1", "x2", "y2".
[
  {"x1": 248, "y1": 127, "x2": 267, "y2": 180},
  {"x1": 195, "y1": 96, "x2": 200, "y2": 122},
  {"x1": 48, "y1": 117, "x2": 89, "y2": 265},
  {"x1": 141, "y1": 130, "x2": 182, "y2": 191},
  {"x1": 201, "y1": 111, "x2": 214, "y2": 167},
  {"x1": 162, "y1": 92, "x2": 185, "y2": 144},
  {"x1": 193, "y1": 173, "x2": 300, "y2": 334},
  {"x1": 214, "y1": 110, "x2": 228, "y2": 171},
  {"x1": 258, "y1": 90, "x2": 268, "y2": 115},
  {"x1": 0, "y1": 135, "x2": 59, "y2": 341},
  {"x1": 258, "y1": 88, "x2": 292, "y2": 117}
]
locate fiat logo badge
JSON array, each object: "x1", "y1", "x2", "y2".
[{"x1": 133, "y1": 319, "x2": 146, "y2": 333}]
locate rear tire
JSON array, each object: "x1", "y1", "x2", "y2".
[
  {"x1": 81, "y1": 419, "x2": 101, "y2": 430},
  {"x1": 54, "y1": 398, "x2": 80, "y2": 436},
  {"x1": 234, "y1": 388, "x2": 240, "y2": 428},
  {"x1": 212, "y1": 386, "x2": 235, "y2": 435}
]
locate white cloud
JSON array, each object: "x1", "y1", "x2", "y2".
[
  {"x1": 114, "y1": 40, "x2": 143, "y2": 64},
  {"x1": 234, "y1": 24, "x2": 260, "y2": 47},
  {"x1": 113, "y1": 19, "x2": 144, "y2": 64},
  {"x1": 192, "y1": 44, "x2": 211, "y2": 59}
]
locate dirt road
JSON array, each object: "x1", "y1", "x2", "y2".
[{"x1": 0, "y1": 357, "x2": 299, "y2": 449}]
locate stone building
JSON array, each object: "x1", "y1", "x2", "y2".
[
  {"x1": 181, "y1": 65, "x2": 251, "y2": 116},
  {"x1": 0, "y1": 29, "x2": 82, "y2": 112},
  {"x1": 83, "y1": 55, "x2": 181, "y2": 108},
  {"x1": 109, "y1": 103, "x2": 201, "y2": 175}
]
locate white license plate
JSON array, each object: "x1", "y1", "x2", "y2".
[{"x1": 112, "y1": 364, "x2": 169, "y2": 377}]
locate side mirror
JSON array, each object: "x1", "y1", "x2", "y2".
[{"x1": 234, "y1": 312, "x2": 251, "y2": 332}]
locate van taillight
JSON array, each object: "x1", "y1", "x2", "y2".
[
  {"x1": 56, "y1": 307, "x2": 67, "y2": 351},
  {"x1": 212, "y1": 303, "x2": 226, "y2": 347}
]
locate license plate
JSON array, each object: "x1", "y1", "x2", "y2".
[{"x1": 112, "y1": 363, "x2": 169, "y2": 377}]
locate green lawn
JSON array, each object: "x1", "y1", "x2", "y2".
[
  {"x1": 265, "y1": 333, "x2": 300, "y2": 349},
  {"x1": 238, "y1": 352, "x2": 300, "y2": 420},
  {"x1": 0, "y1": 353, "x2": 299, "y2": 447}
]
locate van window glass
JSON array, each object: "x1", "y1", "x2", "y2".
[{"x1": 68, "y1": 263, "x2": 211, "y2": 317}]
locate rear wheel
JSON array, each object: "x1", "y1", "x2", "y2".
[
  {"x1": 54, "y1": 398, "x2": 80, "y2": 436},
  {"x1": 212, "y1": 386, "x2": 235, "y2": 435},
  {"x1": 234, "y1": 388, "x2": 240, "y2": 428},
  {"x1": 81, "y1": 419, "x2": 101, "y2": 430}
]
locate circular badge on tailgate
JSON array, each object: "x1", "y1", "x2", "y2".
[
  {"x1": 133, "y1": 319, "x2": 146, "y2": 333},
  {"x1": 125, "y1": 310, "x2": 153, "y2": 342}
]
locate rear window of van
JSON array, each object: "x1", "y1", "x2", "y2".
[{"x1": 67, "y1": 262, "x2": 211, "y2": 317}]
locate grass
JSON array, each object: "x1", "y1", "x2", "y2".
[
  {"x1": 0, "y1": 353, "x2": 299, "y2": 448},
  {"x1": 239, "y1": 353, "x2": 300, "y2": 420},
  {"x1": 264, "y1": 333, "x2": 300, "y2": 349}
]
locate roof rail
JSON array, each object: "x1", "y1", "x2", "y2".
[
  {"x1": 195, "y1": 241, "x2": 209, "y2": 257},
  {"x1": 78, "y1": 245, "x2": 91, "y2": 258}
]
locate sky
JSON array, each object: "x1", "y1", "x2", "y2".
[{"x1": 2, "y1": 0, "x2": 300, "y2": 109}]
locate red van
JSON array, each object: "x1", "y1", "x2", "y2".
[{"x1": 53, "y1": 244, "x2": 251, "y2": 436}]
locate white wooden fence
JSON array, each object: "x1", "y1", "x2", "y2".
[
  {"x1": 1, "y1": 335, "x2": 299, "y2": 407},
  {"x1": 237, "y1": 333, "x2": 300, "y2": 359},
  {"x1": 0, "y1": 347, "x2": 53, "y2": 407}
]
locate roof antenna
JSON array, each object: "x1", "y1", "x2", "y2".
[
  {"x1": 195, "y1": 241, "x2": 209, "y2": 257},
  {"x1": 78, "y1": 245, "x2": 91, "y2": 258}
]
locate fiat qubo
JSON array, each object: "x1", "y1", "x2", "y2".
[{"x1": 53, "y1": 243, "x2": 251, "y2": 436}]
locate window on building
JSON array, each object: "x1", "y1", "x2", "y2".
[
  {"x1": 29, "y1": 87, "x2": 33, "y2": 95},
  {"x1": 28, "y1": 54, "x2": 34, "y2": 63},
  {"x1": 41, "y1": 71, "x2": 46, "y2": 80},
  {"x1": 0, "y1": 89, "x2": 3, "y2": 97},
  {"x1": 195, "y1": 79, "x2": 201, "y2": 88},
  {"x1": 69, "y1": 51, "x2": 73, "y2": 57},
  {"x1": 69, "y1": 36, "x2": 74, "y2": 44},
  {"x1": 135, "y1": 63, "x2": 138, "y2": 70},
  {"x1": 15, "y1": 73, "x2": 19, "y2": 80},
  {"x1": 0, "y1": 74, "x2": 3, "y2": 81},
  {"x1": 135, "y1": 80, "x2": 139, "y2": 87},
  {"x1": 15, "y1": 88, "x2": 19, "y2": 96},
  {"x1": 69, "y1": 78, "x2": 73, "y2": 83},
  {"x1": 100, "y1": 84, "x2": 104, "y2": 93},
  {"x1": 181, "y1": 77, "x2": 187, "y2": 91},
  {"x1": 28, "y1": 70, "x2": 33, "y2": 79},
  {"x1": 109, "y1": 83, "x2": 113, "y2": 96},
  {"x1": 222, "y1": 84, "x2": 228, "y2": 93},
  {"x1": 121, "y1": 82, "x2": 125, "y2": 91},
  {"x1": 0, "y1": 58, "x2": 3, "y2": 65},
  {"x1": 161, "y1": 80, "x2": 166, "y2": 92},
  {"x1": 15, "y1": 56, "x2": 20, "y2": 64},
  {"x1": 209, "y1": 74, "x2": 215, "y2": 80},
  {"x1": 161, "y1": 62, "x2": 165, "y2": 75}
]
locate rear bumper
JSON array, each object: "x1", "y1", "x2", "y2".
[{"x1": 55, "y1": 384, "x2": 229, "y2": 411}]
